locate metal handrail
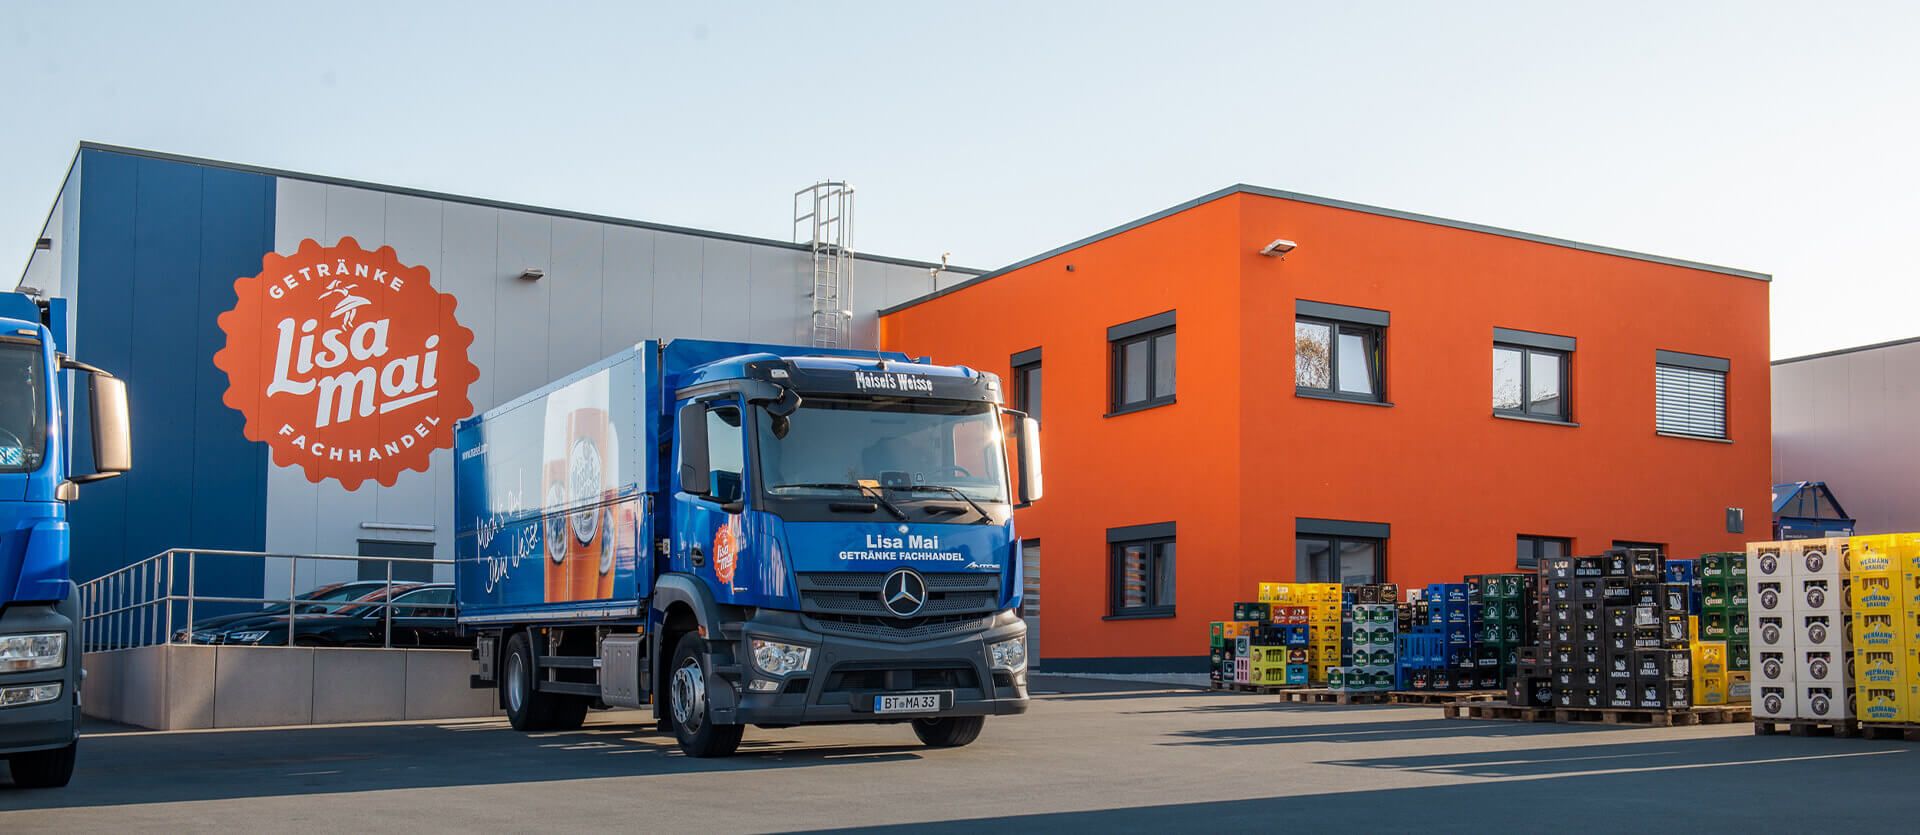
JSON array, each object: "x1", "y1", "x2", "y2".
[{"x1": 77, "y1": 548, "x2": 454, "y2": 652}]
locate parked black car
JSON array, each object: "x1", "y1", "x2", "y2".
[
  {"x1": 189, "y1": 584, "x2": 465, "y2": 648},
  {"x1": 173, "y1": 580, "x2": 424, "y2": 643}
]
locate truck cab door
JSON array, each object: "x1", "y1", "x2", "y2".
[{"x1": 672, "y1": 398, "x2": 747, "y2": 595}]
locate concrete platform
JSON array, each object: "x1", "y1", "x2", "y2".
[{"x1": 80, "y1": 645, "x2": 498, "y2": 730}]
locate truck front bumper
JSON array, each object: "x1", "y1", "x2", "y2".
[
  {"x1": 713, "y1": 609, "x2": 1029, "y2": 726},
  {"x1": 0, "y1": 598, "x2": 82, "y2": 755}
]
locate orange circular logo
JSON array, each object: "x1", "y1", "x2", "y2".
[
  {"x1": 214, "y1": 237, "x2": 479, "y2": 490},
  {"x1": 713, "y1": 516, "x2": 741, "y2": 586}
]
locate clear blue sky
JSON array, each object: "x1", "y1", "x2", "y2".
[{"x1": 4, "y1": 1, "x2": 1915, "y2": 359}]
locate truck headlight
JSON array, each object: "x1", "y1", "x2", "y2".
[
  {"x1": 989, "y1": 637, "x2": 1027, "y2": 671},
  {"x1": 228, "y1": 631, "x2": 271, "y2": 644},
  {"x1": 0, "y1": 682, "x2": 62, "y2": 708},
  {"x1": 750, "y1": 639, "x2": 814, "y2": 677},
  {"x1": 0, "y1": 632, "x2": 65, "y2": 672}
]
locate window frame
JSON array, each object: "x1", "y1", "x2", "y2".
[
  {"x1": 1011, "y1": 346, "x2": 1042, "y2": 422},
  {"x1": 1108, "y1": 312, "x2": 1177, "y2": 415},
  {"x1": 1107, "y1": 522, "x2": 1176, "y2": 618},
  {"x1": 1294, "y1": 301, "x2": 1389, "y2": 405},
  {"x1": 1493, "y1": 343, "x2": 1571, "y2": 421},
  {"x1": 1516, "y1": 534, "x2": 1572, "y2": 570},
  {"x1": 1654, "y1": 350, "x2": 1730, "y2": 441},
  {"x1": 1294, "y1": 518, "x2": 1389, "y2": 584}
]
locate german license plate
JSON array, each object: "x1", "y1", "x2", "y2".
[{"x1": 875, "y1": 693, "x2": 941, "y2": 714}]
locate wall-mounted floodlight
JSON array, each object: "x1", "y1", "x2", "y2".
[
  {"x1": 1260, "y1": 239, "x2": 1298, "y2": 258},
  {"x1": 518, "y1": 268, "x2": 544, "y2": 281}
]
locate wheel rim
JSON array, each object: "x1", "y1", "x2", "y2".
[
  {"x1": 672, "y1": 656, "x2": 706, "y2": 733},
  {"x1": 507, "y1": 651, "x2": 527, "y2": 713}
]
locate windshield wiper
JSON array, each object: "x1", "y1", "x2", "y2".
[
  {"x1": 768, "y1": 482, "x2": 909, "y2": 521},
  {"x1": 901, "y1": 485, "x2": 994, "y2": 524}
]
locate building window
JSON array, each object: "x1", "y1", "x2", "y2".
[
  {"x1": 1613, "y1": 540, "x2": 1665, "y2": 555},
  {"x1": 1108, "y1": 522, "x2": 1175, "y2": 616},
  {"x1": 1108, "y1": 312, "x2": 1175, "y2": 414},
  {"x1": 1516, "y1": 535, "x2": 1571, "y2": 570},
  {"x1": 1655, "y1": 350, "x2": 1728, "y2": 440},
  {"x1": 1492, "y1": 328, "x2": 1575, "y2": 421},
  {"x1": 1295, "y1": 518, "x2": 1389, "y2": 583},
  {"x1": 1011, "y1": 347, "x2": 1042, "y2": 422},
  {"x1": 1295, "y1": 301, "x2": 1388, "y2": 403}
]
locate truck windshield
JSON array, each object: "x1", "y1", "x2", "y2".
[
  {"x1": 0, "y1": 341, "x2": 45, "y2": 472},
  {"x1": 758, "y1": 396, "x2": 1008, "y2": 503}
]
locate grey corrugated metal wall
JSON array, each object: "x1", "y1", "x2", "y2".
[{"x1": 1772, "y1": 340, "x2": 1920, "y2": 535}]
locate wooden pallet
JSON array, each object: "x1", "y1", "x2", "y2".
[
  {"x1": 1441, "y1": 699, "x2": 1556, "y2": 722},
  {"x1": 1858, "y1": 722, "x2": 1920, "y2": 742},
  {"x1": 1389, "y1": 689, "x2": 1502, "y2": 705},
  {"x1": 1556, "y1": 704, "x2": 1752, "y2": 727},
  {"x1": 1215, "y1": 682, "x2": 1309, "y2": 694},
  {"x1": 1753, "y1": 717, "x2": 1860, "y2": 738},
  {"x1": 1277, "y1": 688, "x2": 1388, "y2": 705}
]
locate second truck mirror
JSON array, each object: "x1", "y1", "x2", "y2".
[
  {"x1": 677, "y1": 401, "x2": 710, "y2": 497},
  {"x1": 1017, "y1": 415, "x2": 1043, "y2": 504}
]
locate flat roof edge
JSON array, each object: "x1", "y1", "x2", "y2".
[
  {"x1": 1232, "y1": 185, "x2": 1771, "y2": 282},
  {"x1": 880, "y1": 183, "x2": 1770, "y2": 317},
  {"x1": 1773, "y1": 334, "x2": 1920, "y2": 366},
  {"x1": 68, "y1": 142, "x2": 982, "y2": 275}
]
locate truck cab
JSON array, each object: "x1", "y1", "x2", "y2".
[
  {"x1": 0, "y1": 291, "x2": 131, "y2": 788},
  {"x1": 456, "y1": 339, "x2": 1041, "y2": 757}
]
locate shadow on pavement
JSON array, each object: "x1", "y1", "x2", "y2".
[
  {"x1": 1163, "y1": 717, "x2": 1625, "y2": 746},
  {"x1": 0, "y1": 715, "x2": 924, "y2": 808},
  {"x1": 802, "y1": 738, "x2": 1915, "y2": 833}
]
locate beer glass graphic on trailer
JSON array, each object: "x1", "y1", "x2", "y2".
[
  {"x1": 543, "y1": 458, "x2": 570, "y2": 602},
  {"x1": 566, "y1": 406, "x2": 613, "y2": 602}
]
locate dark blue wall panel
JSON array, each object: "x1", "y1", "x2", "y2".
[{"x1": 68, "y1": 149, "x2": 273, "y2": 603}]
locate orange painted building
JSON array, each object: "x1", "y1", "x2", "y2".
[{"x1": 880, "y1": 186, "x2": 1771, "y2": 671}]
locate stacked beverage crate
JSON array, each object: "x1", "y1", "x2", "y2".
[
  {"x1": 1395, "y1": 583, "x2": 1480, "y2": 691},
  {"x1": 1259, "y1": 583, "x2": 1342, "y2": 684},
  {"x1": 1694, "y1": 552, "x2": 1752, "y2": 704},
  {"x1": 1331, "y1": 583, "x2": 1399, "y2": 692},
  {"x1": 1208, "y1": 619, "x2": 1260, "y2": 688},
  {"x1": 1532, "y1": 549, "x2": 1694, "y2": 711},
  {"x1": 1468, "y1": 573, "x2": 1537, "y2": 689},
  {"x1": 1748, "y1": 537, "x2": 1856, "y2": 722},
  {"x1": 1848, "y1": 534, "x2": 1914, "y2": 723}
]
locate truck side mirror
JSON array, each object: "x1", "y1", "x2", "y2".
[
  {"x1": 677, "y1": 401, "x2": 710, "y2": 497},
  {"x1": 1016, "y1": 415, "x2": 1042, "y2": 504},
  {"x1": 90, "y1": 375, "x2": 132, "y2": 474}
]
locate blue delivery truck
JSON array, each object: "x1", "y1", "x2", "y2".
[
  {"x1": 0, "y1": 290, "x2": 131, "y2": 787},
  {"x1": 455, "y1": 339, "x2": 1041, "y2": 757}
]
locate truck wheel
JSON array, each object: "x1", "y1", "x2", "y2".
[
  {"x1": 668, "y1": 635, "x2": 743, "y2": 757},
  {"x1": 912, "y1": 716, "x2": 985, "y2": 748},
  {"x1": 502, "y1": 632, "x2": 588, "y2": 731},
  {"x1": 8, "y1": 741, "x2": 77, "y2": 788}
]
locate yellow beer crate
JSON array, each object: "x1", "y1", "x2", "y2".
[
  {"x1": 1851, "y1": 535, "x2": 1902, "y2": 576},
  {"x1": 1257, "y1": 582, "x2": 1292, "y2": 603},
  {"x1": 1849, "y1": 573, "x2": 1904, "y2": 614},
  {"x1": 1857, "y1": 685, "x2": 1904, "y2": 723},
  {"x1": 1729, "y1": 670, "x2": 1751, "y2": 704},
  {"x1": 1853, "y1": 611, "x2": 1901, "y2": 650},
  {"x1": 1693, "y1": 641, "x2": 1727, "y2": 676},
  {"x1": 1248, "y1": 645, "x2": 1290, "y2": 666},
  {"x1": 1695, "y1": 672, "x2": 1729, "y2": 705},
  {"x1": 1858, "y1": 647, "x2": 1906, "y2": 688}
]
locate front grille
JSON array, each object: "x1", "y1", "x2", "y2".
[
  {"x1": 824, "y1": 665, "x2": 980, "y2": 693},
  {"x1": 796, "y1": 572, "x2": 1001, "y2": 621},
  {"x1": 804, "y1": 612, "x2": 994, "y2": 641}
]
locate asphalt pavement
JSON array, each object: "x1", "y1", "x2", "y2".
[{"x1": 3, "y1": 676, "x2": 1917, "y2": 831}]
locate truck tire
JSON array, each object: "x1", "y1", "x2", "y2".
[
  {"x1": 502, "y1": 632, "x2": 588, "y2": 731},
  {"x1": 8, "y1": 741, "x2": 77, "y2": 788},
  {"x1": 668, "y1": 635, "x2": 743, "y2": 757},
  {"x1": 911, "y1": 716, "x2": 985, "y2": 748}
]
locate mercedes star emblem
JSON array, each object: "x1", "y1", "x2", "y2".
[{"x1": 882, "y1": 567, "x2": 928, "y2": 618}]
